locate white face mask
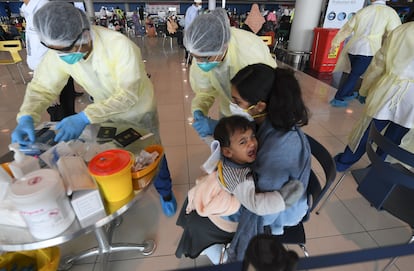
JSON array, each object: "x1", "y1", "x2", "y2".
[{"x1": 229, "y1": 102, "x2": 254, "y2": 122}]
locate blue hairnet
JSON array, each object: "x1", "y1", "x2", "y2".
[
  {"x1": 184, "y1": 8, "x2": 231, "y2": 56},
  {"x1": 33, "y1": 2, "x2": 90, "y2": 47}
]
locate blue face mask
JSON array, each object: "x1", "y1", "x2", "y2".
[
  {"x1": 59, "y1": 52, "x2": 86, "y2": 65},
  {"x1": 197, "y1": 61, "x2": 220, "y2": 72}
]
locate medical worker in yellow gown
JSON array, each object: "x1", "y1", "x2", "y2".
[
  {"x1": 184, "y1": 8, "x2": 276, "y2": 138},
  {"x1": 11, "y1": 2, "x2": 177, "y2": 216},
  {"x1": 335, "y1": 22, "x2": 414, "y2": 172},
  {"x1": 329, "y1": 0, "x2": 400, "y2": 107}
]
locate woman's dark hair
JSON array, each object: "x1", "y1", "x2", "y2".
[
  {"x1": 231, "y1": 64, "x2": 309, "y2": 132},
  {"x1": 214, "y1": 115, "x2": 256, "y2": 148},
  {"x1": 242, "y1": 234, "x2": 299, "y2": 271}
]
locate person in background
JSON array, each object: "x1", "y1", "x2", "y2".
[
  {"x1": 263, "y1": 9, "x2": 277, "y2": 40},
  {"x1": 98, "y1": 7, "x2": 107, "y2": 27},
  {"x1": 184, "y1": 0, "x2": 202, "y2": 62},
  {"x1": 138, "y1": 5, "x2": 145, "y2": 24},
  {"x1": 167, "y1": 15, "x2": 183, "y2": 47},
  {"x1": 276, "y1": 9, "x2": 291, "y2": 45},
  {"x1": 20, "y1": 0, "x2": 82, "y2": 122},
  {"x1": 228, "y1": 12, "x2": 239, "y2": 28},
  {"x1": 11, "y1": 2, "x2": 177, "y2": 217},
  {"x1": 184, "y1": 0, "x2": 202, "y2": 30},
  {"x1": 8, "y1": 21, "x2": 21, "y2": 39},
  {"x1": 329, "y1": 0, "x2": 401, "y2": 107},
  {"x1": 183, "y1": 8, "x2": 276, "y2": 139},
  {"x1": 131, "y1": 11, "x2": 141, "y2": 36},
  {"x1": 0, "y1": 25, "x2": 15, "y2": 40},
  {"x1": 114, "y1": 6, "x2": 124, "y2": 22},
  {"x1": 266, "y1": 9, "x2": 277, "y2": 28},
  {"x1": 334, "y1": 22, "x2": 414, "y2": 172},
  {"x1": 145, "y1": 15, "x2": 156, "y2": 37},
  {"x1": 243, "y1": 4, "x2": 265, "y2": 34}
]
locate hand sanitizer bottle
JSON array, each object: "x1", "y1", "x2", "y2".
[{"x1": 8, "y1": 143, "x2": 41, "y2": 179}]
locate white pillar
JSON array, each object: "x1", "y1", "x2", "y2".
[
  {"x1": 83, "y1": 0, "x2": 95, "y2": 23},
  {"x1": 208, "y1": 0, "x2": 217, "y2": 11},
  {"x1": 288, "y1": 0, "x2": 323, "y2": 52}
]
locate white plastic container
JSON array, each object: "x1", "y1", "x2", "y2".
[
  {"x1": 9, "y1": 169, "x2": 75, "y2": 239},
  {"x1": 8, "y1": 143, "x2": 40, "y2": 179},
  {"x1": 0, "y1": 166, "x2": 12, "y2": 201}
]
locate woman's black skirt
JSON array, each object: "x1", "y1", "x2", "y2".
[{"x1": 175, "y1": 198, "x2": 235, "y2": 259}]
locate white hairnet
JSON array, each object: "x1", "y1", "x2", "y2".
[
  {"x1": 184, "y1": 8, "x2": 231, "y2": 56},
  {"x1": 33, "y1": 2, "x2": 90, "y2": 48}
]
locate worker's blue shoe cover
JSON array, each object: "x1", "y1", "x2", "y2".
[
  {"x1": 330, "y1": 99, "x2": 348, "y2": 107},
  {"x1": 343, "y1": 92, "x2": 358, "y2": 101},
  {"x1": 334, "y1": 153, "x2": 352, "y2": 172},
  {"x1": 160, "y1": 193, "x2": 177, "y2": 217}
]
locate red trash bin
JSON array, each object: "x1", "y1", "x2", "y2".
[{"x1": 310, "y1": 28, "x2": 343, "y2": 73}]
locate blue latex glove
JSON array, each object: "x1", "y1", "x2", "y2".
[
  {"x1": 54, "y1": 112, "x2": 90, "y2": 142},
  {"x1": 11, "y1": 115, "x2": 35, "y2": 145},
  {"x1": 192, "y1": 110, "x2": 218, "y2": 137},
  {"x1": 358, "y1": 95, "x2": 366, "y2": 104}
]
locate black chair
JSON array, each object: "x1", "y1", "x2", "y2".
[
  {"x1": 273, "y1": 134, "x2": 337, "y2": 257},
  {"x1": 353, "y1": 124, "x2": 414, "y2": 271},
  {"x1": 357, "y1": 124, "x2": 414, "y2": 209}
]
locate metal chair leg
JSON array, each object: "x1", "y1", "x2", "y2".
[
  {"x1": 316, "y1": 171, "x2": 348, "y2": 214},
  {"x1": 219, "y1": 243, "x2": 230, "y2": 264},
  {"x1": 16, "y1": 62, "x2": 26, "y2": 84},
  {"x1": 162, "y1": 35, "x2": 173, "y2": 49},
  {"x1": 299, "y1": 243, "x2": 309, "y2": 257}
]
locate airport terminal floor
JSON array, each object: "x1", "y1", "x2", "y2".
[{"x1": 0, "y1": 34, "x2": 413, "y2": 271}]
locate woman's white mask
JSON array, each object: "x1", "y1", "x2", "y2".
[{"x1": 229, "y1": 102, "x2": 254, "y2": 122}]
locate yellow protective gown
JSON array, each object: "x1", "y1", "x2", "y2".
[
  {"x1": 17, "y1": 25, "x2": 159, "y2": 137},
  {"x1": 190, "y1": 28, "x2": 276, "y2": 117},
  {"x1": 331, "y1": 3, "x2": 401, "y2": 74},
  {"x1": 347, "y1": 22, "x2": 414, "y2": 153}
]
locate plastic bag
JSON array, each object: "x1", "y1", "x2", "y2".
[{"x1": 0, "y1": 246, "x2": 60, "y2": 271}]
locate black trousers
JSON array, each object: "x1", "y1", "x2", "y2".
[{"x1": 47, "y1": 77, "x2": 76, "y2": 121}]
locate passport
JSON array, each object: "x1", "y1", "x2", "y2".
[
  {"x1": 97, "y1": 126, "x2": 117, "y2": 139},
  {"x1": 113, "y1": 128, "x2": 142, "y2": 147}
]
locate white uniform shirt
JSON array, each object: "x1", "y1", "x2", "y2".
[
  {"x1": 20, "y1": 0, "x2": 49, "y2": 70},
  {"x1": 184, "y1": 4, "x2": 200, "y2": 29}
]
